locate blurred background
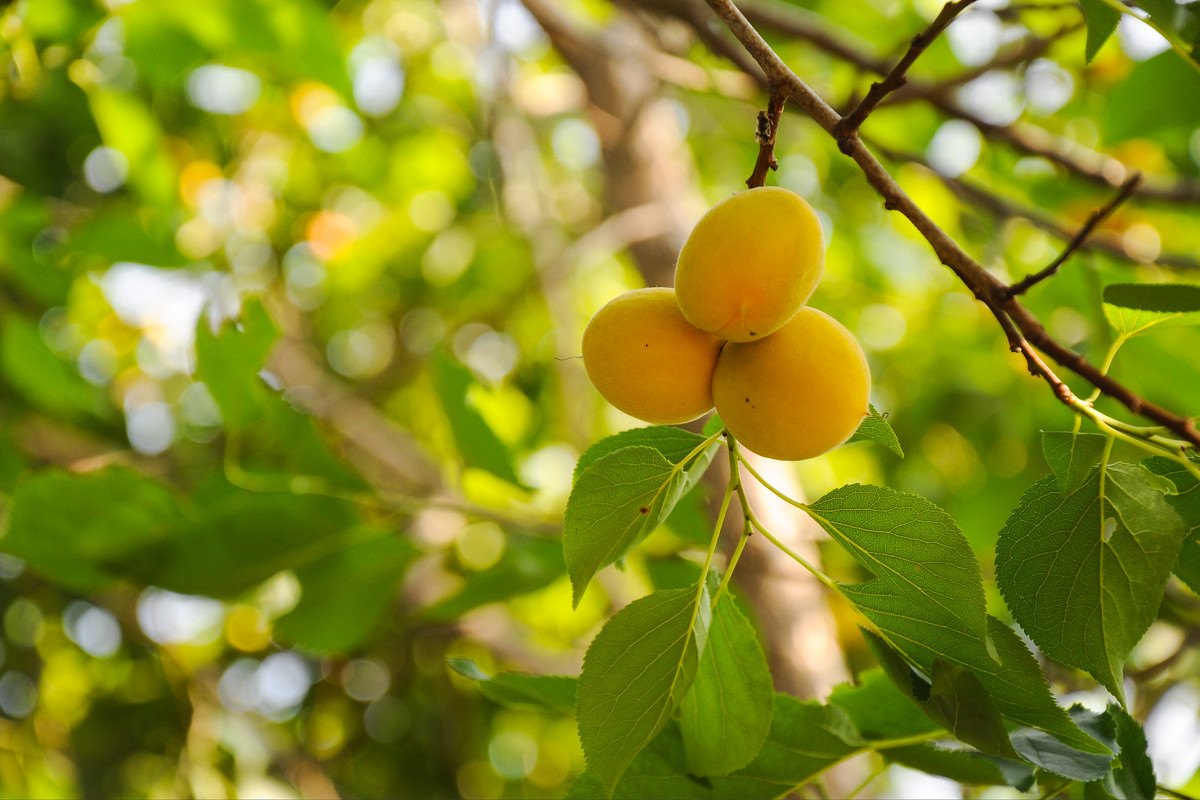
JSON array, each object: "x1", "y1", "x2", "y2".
[{"x1": 0, "y1": 0, "x2": 1198, "y2": 796}]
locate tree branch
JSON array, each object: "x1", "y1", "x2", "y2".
[
  {"x1": 835, "y1": 0, "x2": 977, "y2": 135},
  {"x1": 747, "y1": 87, "x2": 788, "y2": 188},
  {"x1": 698, "y1": 0, "x2": 1200, "y2": 449},
  {"x1": 864, "y1": 139, "x2": 1200, "y2": 272},
  {"x1": 665, "y1": 0, "x2": 1200, "y2": 205},
  {"x1": 1005, "y1": 173, "x2": 1144, "y2": 298}
]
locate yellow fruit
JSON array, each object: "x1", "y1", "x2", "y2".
[
  {"x1": 713, "y1": 307, "x2": 869, "y2": 461},
  {"x1": 582, "y1": 287, "x2": 723, "y2": 424},
  {"x1": 675, "y1": 186, "x2": 824, "y2": 342}
]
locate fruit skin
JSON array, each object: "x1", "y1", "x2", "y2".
[
  {"x1": 712, "y1": 307, "x2": 869, "y2": 461},
  {"x1": 675, "y1": 186, "x2": 824, "y2": 342},
  {"x1": 582, "y1": 287, "x2": 724, "y2": 424}
]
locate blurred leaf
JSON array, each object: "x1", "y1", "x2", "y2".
[
  {"x1": 1010, "y1": 705, "x2": 1117, "y2": 781},
  {"x1": 3, "y1": 468, "x2": 182, "y2": 593},
  {"x1": 447, "y1": 659, "x2": 577, "y2": 715},
  {"x1": 847, "y1": 405, "x2": 904, "y2": 457},
  {"x1": 67, "y1": 206, "x2": 187, "y2": 268},
  {"x1": 1142, "y1": 456, "x2": 1200, "y2": 593},
  {"x1": 0, "y1": 315, "x2": 106, "y2": 421},
  {"x1": 194, "y1": 300, "x2": 279, "y2": 431},
  {"x1": 995, "y1": 467, "x2": 1186, "y2": 701},
  {"x1": 431, "y1": 349, "x2": 523, "y2": 487},
  {"x1": 275, "y1": 530, "x2": 415, "y2": 654},
  {"x1": 1104, "y1": 52, "x2": 1200, "y2": 143},
  {"x1": 577, "y1": 586, "x2": 710, "y2": 795},
  {"x1": 87, "y1": 90, "x2": 176, "y2": 207},
  {"x1": 1080, "y1": 0, "x2": 1121, "y2": 63},
  {"x1": 422, "y1": 534, "x2": 565, "y2": 620},
  {"x1": 680, "y1": 593, "x2": 774, "y2": 776},
  {"x1": 1042, "y1": 431, "x2": 1108, "y2": 494},
  {"x1": 128, "y1": 488, "x2": 360, "y2": 598}
]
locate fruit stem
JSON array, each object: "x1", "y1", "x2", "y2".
[
  {"x1": 711, "y1": 519, "x2": 750, "y2": 608},
  {"x1": 735, "y1": 451, "x2": 809, "y2": 511},
  {"x1": 727, "y1": 438, "x2": 841, "y2": 595}
]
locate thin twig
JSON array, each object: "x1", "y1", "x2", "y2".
[
  {"x1": 866, "y1": 139, "x2": 1200, "y2": 272},
  {"x1": 1006, "y1": 172, "x2": 1144, "y2": 297},
  {"x1": 836, "y1": 0, "x2": 978, "y2": 136},
  {"x1": 666, "y1": 0, "x2": 1200, "y2": 204},
  {"x1": 747, "y1": 87, "x2": 788, "y2": 188}
]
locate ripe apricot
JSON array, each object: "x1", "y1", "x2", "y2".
[
  {"x1": 712, "y1": 307, "x2": 869, "y2": 461},
  {"x1": 675, "y1": 187, "x2": 824, "y2": 342},
  {"x1": 582, "y1": 287, "x2": 724, "y2": 424}
]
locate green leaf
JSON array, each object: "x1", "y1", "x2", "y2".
[
  {"x1": 1010, "y1": 705, "x2": 1117, "y2": 781},
  {"x1": 565, "y1": 445, "x2": 713, "y2": 606},
  {"x1": 847, "y1": 405, "x2": 904, "y2": 457},
  {"x1": 808, "y1": 485, "x2": 1106, "y2": 753},
  {"x1": 1142, "y1": 456, "x2": 1200, "y2": 593},
  {"x1": 194, "y1": 300, "x2": 278, "y2": 431},
  {"x1": 573, "y1": 426, "x2": 714, "y2": 484},
  {"x1": 882, "y1": 744, "x2": 1034, "y2": 789},
  {"x1": 864, "y1": 632, "x2": 1016, "y2": 758},
  {"x1": 0, "y1": 315, "x2": 106, "y2": 422},
  {"x1": 422, "y1": 535, "x2": 565, "y2": 621},
  {"x1": 570, "y1": 698, "x2": 873, "y2": 799},
  {"x1": 1079, "y1": 0, "x2": 1121, "y2": 62},
  {"x1": 576, "y1": 586, "x2": 710, "y2": 795},
  {"x1": 830, "y1": 669, "x2": 942, "y2": 741},
  {"x1": 1043, "y1": 432, "x2": 1109, "y2": 494},
  {"x1": 806, "y1": 484, "x2": 989, "y2": 646},
  {"x1": 2, "y1": 468, "x2": 182, "y2": 593},
  {"x1": 275, "y1": 531, "x2": 415, "y2": 654},
  {"x1": 88, "y1": 90, "x2": 176, "y2": 206},
  {"x1": 995, "y1": 466, "x2": 1186, "y2": 701},
  {"x1": 1100, "y1": 702, "x2": 1156, "y2": 799},
  {"x1": 448, "y1": 659, "x2": 577, "y2": 715},
  {"x1": 1104, "y1": 52, "x2": 1200, "y2": 143},
  {"x1": 680, "y1": 593, "x2": 774, "y2": 776},
  {"x1": 431, "y1": 349, "x2": 523, "y2": 487},
  {"x1": 1104, "y1": 283, "x2": 1200, "y2": 314}
]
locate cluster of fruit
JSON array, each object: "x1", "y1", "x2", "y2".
[{"x1": 581, "y1": 187, "x2": 870, "y2": 462}]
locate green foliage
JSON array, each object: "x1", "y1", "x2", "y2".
[
  {"x1": 1079, "y1": 0, "x2": 1121, "y2": 63},
  {"x1": 448, "y1": 659, "x2": 578, "y2": 715},
  {"x1": 4, "y1": 468, "x2": 182, "y2": 593},
  {"x1": 576, "y1": 585, "x2": 710, "y2": 795},
  {"x1": 1103, "y1": 282, "x2": 1200, "y2": 337},
  {"x1": 1105, "y1": 52, "x2": 1200, "y2": 143},
  {"x1": 1042, "y1": 431, "x2": 1108, "y2": 493},
  {"x1": 846, "y1": 404, "x2": 905, "y2": 457},
  {"x1": 995, "y1": 466, "x2": 1186, "y2": 701},
  {"x1": 564, "y1": 429, "x2": 718, "y2": 606},
  {"x1": 275, "y1": 531, "x2": 416, "y2": 653},
  {"x1": 680, "y1": 592, "x2": 774, "y2": 776},
  {"x1": 1, "y1": 0, "x2": 1198, "y2": 796},
  {"x1": 1143, "y1": 456, "x2": 1200, "y2": 592}
]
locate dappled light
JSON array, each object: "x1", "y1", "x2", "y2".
[{"x1": 0, "y1": 0, "x2": 1198, "y2": 797}]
